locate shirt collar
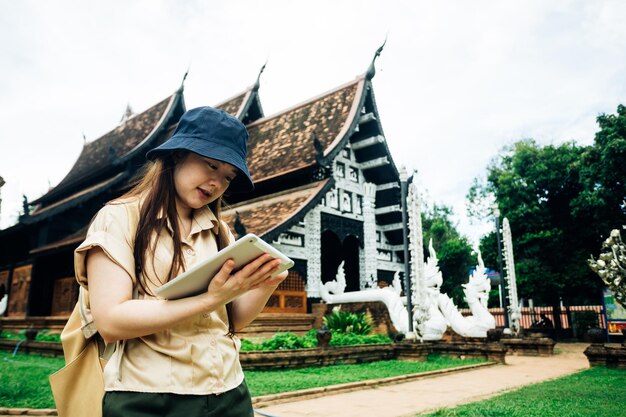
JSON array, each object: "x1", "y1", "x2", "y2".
[
  {"x1": 156, "y1": 204, "x2": 220, "y2": 236},
  {"x1": 193, "y1": 205, "x2": 220, "y2": 235}
]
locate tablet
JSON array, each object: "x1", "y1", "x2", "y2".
[{"x1": 155, "y1": 233, "x2": 294, "y2": 300}]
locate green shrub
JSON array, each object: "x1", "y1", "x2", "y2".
[
  {"x1": 34, "y1": 329, "x2": 61, "y2": 343},
  {"x1": 0, "y1": 330, "x2": 23, "y2": 340},
  {"x1": 323, "y1": 309, "x2": 373, "y2": 335},
  {"x1": 0, "y1": 329, "x2": 61, "y2": 343},
  {"x1": 571, "y1": 311, "x2": 599, "y2": 339},
  {"x1": 240, "y1": 332, "x2": 317, "y2": 351},
  {"x1": 329, "y1": 332, "x2": 392, "y2": 346}
]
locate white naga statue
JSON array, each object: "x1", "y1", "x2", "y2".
[
  {"x1": 464, "y1": 251, "x2": 496, "y2": 330},
  {"x1": 408, "y1": 181, "x2": 495, "y2": 340},
  {"x1": 319, "y1": 261, "x2": 410, "y2": 333},
  {"x1": 415, "y1": 240, "x2": 448, "y2": 340},
  {"x1": 437, "y1": 249, "x2": 496, "y2": 338},
  {"x1": 412, "y1": 237, "x2": 496, "y2": 339}
]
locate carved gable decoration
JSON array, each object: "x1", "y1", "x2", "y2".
[{"x1": 223, "y1": 180, "x2": 330, "y2": 240}]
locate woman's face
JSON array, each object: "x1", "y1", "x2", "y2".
[{"x1": 173, "y1": 152, "x2": 238, "y2": 212}]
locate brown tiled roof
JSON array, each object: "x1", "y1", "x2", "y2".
[
  {"x1": 245, "y1": 78, "x2": 364, "y2": 183},
  {"x1": 33, "y1": 94, "x2": 176, "y2": 204},
  {"x1": 214, "y1": 92, "x2": 247, "y2": 117},
  {"x1": 222, "y1": 179, "x2": 331, "y2": 239},
  {"x1": 29, "y1": 172, "x2": 127, "y2": 218},
  {"x1": 29, "y1": 226, "x2": 88, "y2": 255}
]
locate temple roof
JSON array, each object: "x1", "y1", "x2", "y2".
[
  {"x1": 245, "y1": 77, "x2": 365, "y2": 184},
  {"x1": 214, "y1": 85, "x2": 264, "y2": 125},
  {"x1": 32, "y1": 91, "x2": 183, "y2": 206},
  {"x1": 29, "y1": 225, "x2": 88, "y2": 255},
  {"x1": 28, "y1": 172, "x2": 128, "y2": 220},
  {"x1": 222, "y1": 179, "x2": 332, "y2": 241},
  {"x1": 214, "y1": 92, "x2": 247, "y2": 116}
]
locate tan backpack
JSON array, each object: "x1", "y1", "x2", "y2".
[{"x1": 49, "y1": 286, "x2": 114, "y2": 417}]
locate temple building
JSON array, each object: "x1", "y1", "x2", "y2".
[{"x1": 0, "y1": 52, "x2": 408, "y2": 324}]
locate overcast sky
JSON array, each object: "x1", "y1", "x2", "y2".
[{"x1": 1, "y1": 1, "x2": 625, "y2": 245}]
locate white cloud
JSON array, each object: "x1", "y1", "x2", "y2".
[{"x1": 1, "y1": 0, "x2": 625, "y2": 244}]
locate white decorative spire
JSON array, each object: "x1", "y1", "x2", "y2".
[
  {"x1": 502, "y1": 218, "x2": 521, "y2": 333},
  {"x1": 407, "y1": 182, "x2": 430, "y2": 340}
]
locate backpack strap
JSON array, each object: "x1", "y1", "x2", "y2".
[
  {"x1": 77, "y1": 282, "x2": 139, "y2": 365},
  {"x1": 78, "y1": 287, "x2": 98, "y2": 339}
]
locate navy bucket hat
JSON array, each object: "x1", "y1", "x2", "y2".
[{"x1": 146, "y1": 106, "x2": 254, "y2": 193}]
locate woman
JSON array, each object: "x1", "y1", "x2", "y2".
[{"x1": 75, "y1": 106, "x2": 286, "y2": 417}]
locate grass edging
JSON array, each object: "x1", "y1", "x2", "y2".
[{"x1": 252, "y1": 361, "x2": 497, "y2": 408}]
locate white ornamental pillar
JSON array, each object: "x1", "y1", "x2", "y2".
[
  {"x1": 502, "y1": 217, "x2": 521, "y2": 333},
  {"x1": 362, "y1": 182, "x2": 378, "y2": 288},
  {"x1": 408, "y1": 182, "x2": 425, "y2": 307},
  {"x1": 305, "y1": 205, "x2": 322, "y2": 298},
  {"x1": 399, "y1": 166, "x2": 413, "y2": 332}
]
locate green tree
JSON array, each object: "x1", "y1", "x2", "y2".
[
  {"x1": 470, "y1": 139, "x2": 594, "y2": 306},
  {"x1": 469, "y1": 104, "x2": 626, "y2": 307},
  {"x1": 575, "y1": 104, "x2": 626, "y2": 235},
  {"x1": 421, "y1": 204, "x2": 475, "y2": 307}
]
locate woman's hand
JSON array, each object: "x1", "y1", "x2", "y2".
[
  {"x1": 256, "y1": 269, "x2": 288, "y2": 288},
  {"x1": 207, "y1": 254, "x2": 282, "y2": 304}
]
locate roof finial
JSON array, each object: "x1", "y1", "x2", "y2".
[
  {"x1": 119, "y1": 103, "x2": 134, "y2": 124},
  {"x1": 178, "y1": 65, "x2": 190, "y2": 92},
  {"x1": 252, "y1": 60, "x2": 267, "y2": 92},
  {"x1": 234, "y1": 211, "x2": 247, "y2": 238},
  {"x1": 365, "y1": 35, "x2": 387, "y2": 80}
]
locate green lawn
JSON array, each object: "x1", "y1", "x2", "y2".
[
  {"x1": 0, "y1": 351, "x2": 65, "y2": 409},
  {"x1": 246, "y1": 356, "x2": 486, "y2": 397},
  {"x1": 4, "y1": 348, "x2": 624, "y2": 416},
  {"x1": 0, "y1": 350, "x2": 483, "y2": 409},
  {"x1": 419, "y1": 366, "x2": 626, "y2": 417}
]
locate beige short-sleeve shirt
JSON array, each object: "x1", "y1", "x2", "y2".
[{"x1": 75, "y1": 196, "x2": 244, "y2": 395}]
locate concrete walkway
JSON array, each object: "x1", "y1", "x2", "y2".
[{"x1": 253, "y1": 343, "x2": 589, "y2": 417}]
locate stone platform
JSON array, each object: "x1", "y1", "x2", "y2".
[
  {"x1": 583, "y1": 343, "x2": 626, "y2": 369},
  {"x1": 502, "y1": 336, "x2": 556, "y2": 356}
]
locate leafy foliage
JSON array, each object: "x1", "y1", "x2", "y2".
[
  {"x1": 323, "y1": 309, "x2": 373, "y2": 335},
  {"x1": 468, "y1": 105, "x2": 626, "y2": 307},
  {"x1": 570, "y1": 311, "x2": 599, "y2": 339},
  {"x1": 34, "y1": 329, "x2": 61, "y2": 343},
  {"x1": 0, "y1": 330, "x2": 23, "y2": 340},
  {"x1": 241, "y1": 332, "x2": 317, "y2": 351},
  {"x1": 239, "y1": 329, "x2": 392, "y2": 351},
  {"x1": 328, "y1": 332, "x2": 392, "y2": 346},
  {"x1": 0, "y1": 329, "x2": 61, "y2": 343}
]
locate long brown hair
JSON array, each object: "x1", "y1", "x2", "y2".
[{"x1": 117, "y1": 152, "x2": 235, "y2": 334}]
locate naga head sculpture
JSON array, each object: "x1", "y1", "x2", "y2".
[
  {"x1": 463, "y1": 250, "x2": 491, "y2": 307},
  {"x1": 423, "y1": 239, "x2": 443, "y2": 297}
]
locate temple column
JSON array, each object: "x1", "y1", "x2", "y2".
[
  {"x1": 361, "y1": 182, "x2": 377, "y2": 288},
  {"x1": 305, "y1": 205, "x2": 322, "y2": 298}
]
